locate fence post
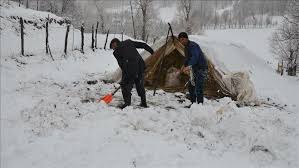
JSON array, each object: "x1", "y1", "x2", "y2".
[
  {"x1": 281, "y1": 61, "x2": 284, "y2": 76},
  {"x1": 20, "y1": 17, "x2": 24, "y2": 56},
  {"x1": 95, "y1": 21, "x2": 99, "y2": 48},
  {"x1": 36, "y1": 0, "x2": 39, "y2": 10},
  {"x1": 48, "y1": 43, "x2": 54, "y2": 61},
  {"x1": 91, "y1": 24, "x2": 94, "y2": 51},
  {"x1": 81, "y1": 23, "x2": 84, "y2": 53},
  {"x1": 146, "y1": 34, "x2": 149, "y2": 43},
  {"x1": 46, "y1": 19, "x2": 49, "y2": 54},
  {"x1": 104, "y1": 29, "x2": 110, "y2": 50},
  {"x1": 64, "y1": 24, "x2": 70, "y2": 55},
  {"x1": 121, "y1": 32, "x2": 124, "y2": 41}
]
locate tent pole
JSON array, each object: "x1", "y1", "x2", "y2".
[
  {"x1": 153, "y1": 25, "x2": 171, "y2": 96},
  {"x1": 168, "y1": 23, "x2": 175, "y2": 42}
]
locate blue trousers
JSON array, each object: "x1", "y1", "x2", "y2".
[{"x1": 188, "y1": 69, "x2": 207, "y2": 104}]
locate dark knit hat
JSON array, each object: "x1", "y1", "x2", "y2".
[
  {"x1": 110, "y1": 38, "x2": 120, "y2": 49},
  {"x1": 178, "y1": 32, "x2": 188, "y2": 39}
]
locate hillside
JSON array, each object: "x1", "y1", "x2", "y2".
[{"x1": 1, "y1": 2, "x2": 299, "y2": 168}]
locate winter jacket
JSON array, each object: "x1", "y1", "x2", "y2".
[
  {"x1": 113, "y1": 39, "x2": 154, "y2": 80},
  {"x1": 184, "y1": 41, "x2": 208, "y2": 70}
]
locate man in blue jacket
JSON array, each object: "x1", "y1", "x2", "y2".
[{"x1": 178, "y1": 32, "x2": 208, "y2": 107}]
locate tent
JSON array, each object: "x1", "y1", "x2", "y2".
[{"x1": 110, "y1": 37, "x2": 258, "y2": 105}]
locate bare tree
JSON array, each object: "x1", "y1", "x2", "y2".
[
  {"x1": 36, "y1": 0, "x2": 39, "y2": 11},
  {"x1": 271, "y1": 0, "x2": 299, "y2": 76},
  {"x1": 135, "y1": 0, "x2": 153, "y2": 41},
  {"x1": 214, "y1": 0, "x2": 218, "y2": 29},
  {"x1": 178, "y1": 0, "x2": 192, "y2": 34},
  {"x1": 130, "y1": 0, "x2": 137, "y2": 39},
  {"x1": 94, "y1": 0, "x2": 109, "y2": 34},
  {"x1": 39, "y1": 0, "x2": 59, "y2": 14},
  {"x1": 61, "y1": 0, "x2": 72, "y2": 15},
  {"x1": 221, "y1": 10, "x2": 229, "y2": 29}
]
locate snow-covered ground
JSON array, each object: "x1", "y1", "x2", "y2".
[{"x1": 1, "y1": 2, "x2": 299, "y2": 168}]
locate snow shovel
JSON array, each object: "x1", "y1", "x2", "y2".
[{"x1": 97, "y1": 86, "x2": 121, "y2": 104}]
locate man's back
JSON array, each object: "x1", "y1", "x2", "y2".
[
  {"x1": 113, "y1": 39, "x2": 153, "y2": 79},
  {"x1": 117, "y1": 40, "x2": 143, "y2": 61}
]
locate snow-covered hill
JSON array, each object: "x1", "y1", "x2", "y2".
[{"x1": 1, "y1": 2, "x2": 298, "y2": 168}]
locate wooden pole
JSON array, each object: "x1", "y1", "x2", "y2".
[
  {"x1": 64, "y1": 24, "x2": 70, "y2": 55},
  {"x1": 91, "y1": 24, "x2": 94, "y2": 51},
  {"x1": 121, "y1": 31, "x2": 124, "y2": 41},
  {"x1": 153, "y1": 26, "x2": 171, "y2": 96},
  {"x1": 281, "y1": 61, "x2": 284, "y2": 76},
  {"x1": 104, "y1": 29, "x2": 110, "y2": 50},
  {"x1": 168, "y1": 23, "x2": 175, "y2": 41},
  {"x1": 81, "y1": 23, "x2": 84, "y2": 53},
  {"x1": 95, "y1": 21, "x2": 99, "y2": 48},
  {"x1": 20, "y1": 17, "x2": 24, "y2": 56},
  {"x1": 146, "y1": 34, "x2": 149, "y2": 43},
  {"x1": 46, "y1": 18, "x2": 49, "y2": 54},
  {"x1": 48, "y1": 43, "x2": 54, "y2": 61}
]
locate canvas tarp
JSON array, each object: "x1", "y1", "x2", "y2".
[{"x1": 108, "y1": 37, "x2": 258, "y2": 105}]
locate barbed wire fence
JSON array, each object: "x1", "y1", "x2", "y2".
[{"x1": 16, "y1": 15, "x2": 125, "y2": 60}]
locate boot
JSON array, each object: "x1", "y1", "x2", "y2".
[
  {"x1": 197, "y1": 97, "x2": 204, "y2": 104},
  {"x1": 139, "y1": 96, "x2": 148, "y2": 108},
  {"x1": 120, "y1": 92, "x2": 131, "y2": 109},
  {"x1": 118, "y1": 103, "x2": 130, "y2": 109},
  {"x1": 184, "y1": 103, "x2": 193, "y2": 108}
]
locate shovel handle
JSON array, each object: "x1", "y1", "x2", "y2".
[{"x1": 112, "y1": 86, "x2": 121, "y2": 95}]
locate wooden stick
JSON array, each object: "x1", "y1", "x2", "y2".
[
  {"x1": 20, "y1": 17, "x2": 24, "y2": 56},
  {"x1": 81, "y1": 23, "x2": 84, "y2": 53},
  {"x1": 104, "y1": 29, "x2": 110, "y2": 50},
  {"x1": 64, "y1": 24, "x2": 70, "y2": 55},
  {"x1": 46, "y1": 19, "x2": 49, "y2": 54},
  {"x1": 91, "y1": 24, "x2": 94, "y2": 51},
  {"x1": 95, "y1": 21, "x2": 99, "y2": 48},
  {"x1": 153, "y1": 26, "x2": 171, "y2": 96}
]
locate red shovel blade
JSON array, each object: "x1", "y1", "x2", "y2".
[{"x1": 97, "y1": 94, "x2": 113, "y2": 104}]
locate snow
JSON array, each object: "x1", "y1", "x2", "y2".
[
  {"x1": 1, "y1": 3, "x2": 299, "y2": 168},
  {"x1": 158, "y1": 4, "x2": 177, "y2": 23}
]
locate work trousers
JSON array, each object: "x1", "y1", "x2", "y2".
[
  {"x1": 188, "y1": 68, "x2": 208, "y2": 104},
  {"x1": 120, "y1": 74, "x2": 146, "y2": 105}
]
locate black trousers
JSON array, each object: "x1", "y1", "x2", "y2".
[{"x1": 120, "y1": 74, "x2": 146, "y2": 105}]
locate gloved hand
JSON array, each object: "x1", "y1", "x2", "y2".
[{"x1": 181, "y1": 66, "x2": 190, "y2": 75}]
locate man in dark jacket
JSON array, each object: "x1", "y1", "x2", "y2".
[
  {"x1": 110, "y1": 38, "x2": 154, "y2": 109},
  {"x1": 178, "y1": 32, "x2": 208, "y2": 107}
]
